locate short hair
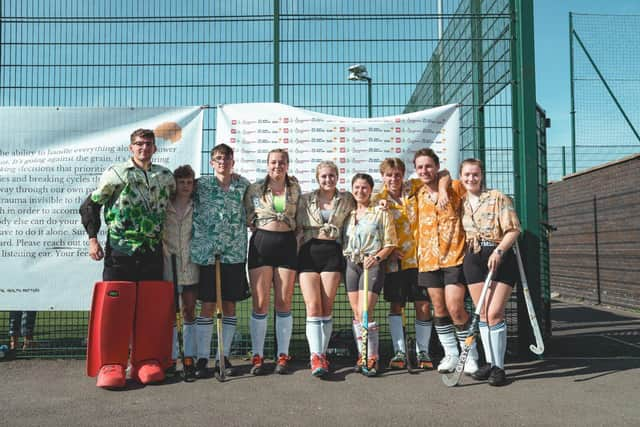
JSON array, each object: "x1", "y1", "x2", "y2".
[
  {"x1": 459, "y1": 158, "x2": 484, "y2": 176},
  {"x1": 211, "y1": 143, "x2": 234, "y2": 159},
  {"x1": 267, "y1": 148, "x2": 289, "y2": 164},
  {"x1": 130, "y1": 128, "x2": 155, "y2": 144},
  {"x1": 413, "y1": 148, "x2": 439, "y2": 167},
  {"x1": 351, "y1": 173, "x2": 374, "y2": 189},
  {"x1": 379, "y1": 157, "x2": 406, "y2": 176},
  {"x1": 173, "y1": 164, "x2": 195, "y2": 180},
  {"x1": 316, "y1": 161, "x2": 339, "y2": 181}
]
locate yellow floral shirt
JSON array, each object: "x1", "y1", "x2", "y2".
[
  {"x1": 372, "y1": 178, "x2": 423, "y2": 272},
  {"x1": 416, "y1": 179, "x2": 466, "y2": 272}
]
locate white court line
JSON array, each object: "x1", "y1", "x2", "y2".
[
  {"x1": 596, "y1": 334, "x2": 640, "y2": 350},
  {"x1": 542, "y1": 357, "x2": 640, "y2": 360}
]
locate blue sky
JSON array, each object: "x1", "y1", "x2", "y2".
[{"x1": 534, "y1": 0, "x2": 640, "y2": 148}]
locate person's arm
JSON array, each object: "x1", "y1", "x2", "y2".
[
  {"x1": 488, "y1": 229, "x2": 520, "y2": 272},
  {"x1": 364, "y1": 210, "x2": 397, "y2": 269},
  {"x1": 436, "y1": 168, "x2": 451, "y2": 209},
  {"x1": 243, "y1": 185, "x2": 257, "y2": 232},
  {"x1": 79, "y1": 195, "x2": 104, "y2": 261}
]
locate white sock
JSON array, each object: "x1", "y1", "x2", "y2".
[
  {"x1": 306, "y1": 317, "x2": 323, "y2": 357},
  {"x1": 220, "y1": 316, "x2": 237, "y2": 359},
  {"x1": 320, "y1": 316, "x2": 333, "y2": 354},
  {"x1": 434, "y1": 317, "x2": 459, "y2": 357},
  {"x1": 490, "y1": 321, "x2": 507, "y2": 369},
  {"x1": 183, "y1": 320, "x2": 196, "y2": 358},
  {"x1": 415, "y1": 319, "x2": 433, "y2": 353},
  {"x1": 479, "y1": 321, "x2": 491, "y2": 364},
  {"x1": 172, "y1": 324, "x2": 178, "y2": 360},
  {"x1": 455, "y1": 323, "x2": 478, "y2": 361},
  {"x1": 276, "y1": 311, "x2": 293, "y2": 356},
  {"x1": 388, "y1": 313, "x2": 405, "y2": 353},
  {"x1": 352, "y1": 319, "x2": 362, "y2": 353},
  {"x1": 250, "y1": 312, "x2": 267, "y2": 357},
  {"x1": 367, "y1": 322, "x2": 379, "y2": 359},
  {"x1": 195, "y1": 316, "x2": 213, "y2": 360}
]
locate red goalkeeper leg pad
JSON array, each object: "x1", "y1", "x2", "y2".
[
  {"x1": 130, "y1": 280, "x2": 174, "y2": 384},
  {"x1": 86, "y1": 281, "x2": 136, "y2": 380}
]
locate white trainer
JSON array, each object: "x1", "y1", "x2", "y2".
[
  {"x1": 437, "y1": 354, "x2": 459, "y2": 373},
  {"x1": 463, "y1": 357, "x2": 479, "y2": 375}
]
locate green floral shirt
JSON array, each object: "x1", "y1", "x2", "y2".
[
  {"x1": 191, "y1": 174, "x2": 251, "y2": 265},
  {"x1": 91, "y1": 159, "x2": 175, "y2": 255}
]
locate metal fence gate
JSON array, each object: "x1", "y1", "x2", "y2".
[{"x1": 0, "y1": 0, "x2": 546, "y2": 360}]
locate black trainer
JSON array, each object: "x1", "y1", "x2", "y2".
[
  {"x1": 183, "y1": 357, "x2": 196, "y2": 382},
  {"x1": 215, "y1": 357, "x2": 238, "y2": 377},
  {"x1": 194, "y1": 358, "x2": 211, "y2": 379},
  {"x1": 471, "y1": 363, "x2": 493, "y2": 381},
  {"x1": 488, "y1": 366, "x2": 507, "y2": 386}
]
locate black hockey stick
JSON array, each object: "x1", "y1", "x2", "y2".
[
  {"x1": 402, "y1": 306, "x2": 419, "y2": 374},
  {"x1": 214, "y1": 254, "x2": 227, "y2": 382},
  {"x1": 513, "y1": 241, "x2": 544, "y2": 355},
  {"x1": 171, "y1": 254, "x2": 191, "y2": 382},
  {"x1": 442, "y1": 270, "x2": 494, "y2": 387}
]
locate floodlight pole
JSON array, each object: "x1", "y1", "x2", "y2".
[{"x1": 348, "y1": 65, "x2": 373, "y2": 118}]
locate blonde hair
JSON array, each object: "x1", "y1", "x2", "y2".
[
  {"x1": 379, "y1": 157, "x2": 406, "y2": 176},
  {"x1": 315, "y1": 161, "x2": 339, "y2": 181}
]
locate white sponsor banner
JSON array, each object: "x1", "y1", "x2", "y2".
[
  {"x1": 0, "y1": 107, "x2": 204, "y2": 310},
  {"x1": 216, "y1": 103, "x2": 460, "y2": 191}
]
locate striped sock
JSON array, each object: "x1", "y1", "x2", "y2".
[
  {"x1": 455, "y1": 322, "x2": 478, "y2": 360},
  {"x1": 220, "y1": 316, "x2": 237, "y2": 359},
  {"x1": 306, "y1": 316, "x2": 323, "y2": 357},
  {"x1": 250, "y1": 312, "x2": 267, "y2": 357},
  {"x1": 490, "y1": 321, "x2": 507, "y2": 369},
  {"x1": 195, "y1": 316, "x2": 214, "y2": 360},
  {"x1": 434, "y1": 316, "x2": 459, "y2": 357},
  {"x1": 183, "y1": 320, "x2": 196, "y2": 358}
]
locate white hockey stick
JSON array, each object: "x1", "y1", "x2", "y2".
[{"x1": 513, "y1": 241, "x2": 545, "y2": 355}]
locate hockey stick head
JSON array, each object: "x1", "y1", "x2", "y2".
[{"x1": 529, "y1": 344, "x2": 545, "y2": 355}]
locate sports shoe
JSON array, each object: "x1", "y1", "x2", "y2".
[
  {"x1": 388, "y1": 351, "x2": 407, "y2": 370},
  {"x1": 310, "y1": 353, "x2": 326, "y2": 377},
  {"x1": 354, "y1": 355, "x2": 363, "y2": 373},
  {"x1": 274, "y1": 353, "x2": 292, "y2": 374},
  {"x1": 365, "y1": 357, "x2": 379, "y2": 377},
  {"x1": 96, "y1": 364, "x2": 126, "y2": 388},
  {"x1": 488, "y1": 366, "x2": 507, "y2": 386},
  {"x1": 320, "y1": 354, "x2": 330, "y2": 372},
  {"x1": 183, "y1": 357, "x2": 196, "y2": 382},
  {"x1": 131, "y1": 360, "x2": 165, "y2": 384},
  {"x1": 464, "y1": 357, "x2": 479, "y2": 375},
  {"x1": 165, "y1": 362, "x2": 177, "y2": 377},
  {"x1": 250, "y1": 354, "x2": 266, "y2": 376},
  {"x1": 194, "y1": 358, "x2": 211, "y2": 379},
  {"x1": 417, "y1": 351, "x2": 434, "y2": 370},
  {"x1": 215, "y1": 357, "x2": 238, "y2": 377},
  {"x1": 437, "y1": 354, "x2": 459, "y2": 373},
  {"x1": 471, "y1": 363, "x2": 492, "y2": 381}
]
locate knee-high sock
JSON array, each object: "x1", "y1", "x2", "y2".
[
  {"x1": 306, "y1": 316, "x2": 323, "y2": 357},
  {"x1": 479, "y1": 321, "x2": 492, "y2": 364},
  {"x1": 352, "y1": 319, "x2": 362, "y2": 354},
  {"x1": 434, "y1": 316, "x2": 459, "y2": 357},
  {"x1": 219, "y1": 316, "x2": 237, "y2": 360},
  {"x1": 250, "y1": 312, "x2": 267, "y2": 357},
  {"x1": 490, "y1": 321, "x2": 507, "y2": 369},
  {"x1": 183, "y1": 320, "x2": 196, "y2": 358},
  {"x1": 276, "y1": 311, "x2": 293, "y2": 356},
  {"x1": 320, "y1": 316, "x2": 333, "y2": 354},
  {"x1": 195, "y1": 316, "x2": 214, "y2": 360},
  {"x1": 388, "y1": 313, "x2": 405, "y2": 353},
  {"x1": 415, "y1": 319, "x2": 433, "y2": 353},
  {"x1": 367, "y1": 322, "x2": 379, "y2": 359},
  {"x1": 455, "y1": 322, "x2": 478, "y2": 360}
]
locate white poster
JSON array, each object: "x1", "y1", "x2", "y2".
[
  {"x1": 216, "y1": 103, "x2": 460, "y2": 191},
  {"x1": 0, "y1": 107, "x2": 204, "y2": 310}
]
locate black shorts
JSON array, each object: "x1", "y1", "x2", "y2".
[
  {"x1": 345, "y1": 260, "x2": 385, "y2": 295},
  {"x1": 248, "y1": 229, "x2": 298, "y2": 270},
  {"x1": 103, "y1": 240, "x2": 163, "y2": 282},
  {"x1": 418, "y1": 265, "x2": 465, "y2": 288},
  {"x1": 298, "y1": 239, "x2": 345, "y2": 273},
  {"x1": 463, "y1": 246, "x2": 518, "y2": 286},
  {"x1": 383, "y1": 268, "x2": 429, "y2": 303},
  {"x1": 198, "y1": 263, "x2": 251, "y2": 302}
]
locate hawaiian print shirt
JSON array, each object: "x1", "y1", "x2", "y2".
[
  {"x1": 343, "y1": 205, "x2": 397, "y2": 264},
  {"x1": 416, "y1": 179, "x2": 466, "y2": 272},
  {"x1": 244, "y1": 177, "x2": 302, "y2": 230},
  {"x1": 462, "y1": 189, "x2": 521, "y2": 253},
  {"x1": 297, "y1": 190, "x2": 355, "y2": 245},
  {"x1": 163, "y1": 199, "x2": 199, "y2": 285},
  {"x1": 90, "y1": 159, "x2": 175, "y2": 255},
  {"x1": 191, "y1": 174, "x2": 251, "y2": 265},
  {"x1": 372, "y1": 178, "x2": 423, "y2": 272}
]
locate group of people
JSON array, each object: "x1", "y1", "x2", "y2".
[{"x1": 82, "y1": 128, "x2": 522, "y2": 388}]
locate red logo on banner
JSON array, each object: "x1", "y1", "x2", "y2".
[
  {"x1": 283, "y1": 138, "x2": 289, "y2": 144},
  {"x1": 395, "y1": 127, "x2": 401, "y2": 133},
  {"x1": 395, "y1": 147, "x2": 401, "y2": 153},
  {"x1": 231, "y1": 120, "x2": 237, "y2": 125},
  {"x1": 230, "y1": 138, "x2": 236, "y2": 143},
  {"x1": 231, "y1": 129, "x2": 237, "y2": 134},
  {"x1": 339, "y1": 178, "x2": 345, "y2": 184},
  {"x1": 283, "y1": 117, "x2": 289, "y2": 123},
  {"x1": 339, "y1": 158, "x2": 346, "y2": 163},
  {"x1": 339, "y1": 127, "x2": 345, "y2": 132},
  {"x1": 340, "y1": 168, "x2": 346, "y2": 173},
  {"x1": 396, "y1": 138, "x2": 401, "y2": 143},
  {"x1": 340, "y1": 137, "x2": 346, "y2": 143},
  {"x1": 395, "y1": 117, "x2": 401, "y2": 123},
  {"x1": 283, "y1": 128, "x2": 289, "y2": 133},
  {"x1": 340, "y1": 147, "x2": 346, "y2": 153}
]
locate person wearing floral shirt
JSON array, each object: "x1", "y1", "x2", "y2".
[
  {"x1": 343, "y1": 173, "x2": 397, "y2": 376},
  {"x1": 296, "y1": 161, "x2": 355, "y2": 377},
  {"x1": 459, "y1": 158, "x2": 521, "y2": 386},
  {"x1": 190, "y1": 143, "x2": 251, "y2": 379}
]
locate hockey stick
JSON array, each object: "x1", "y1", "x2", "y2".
[
  {"x1": 442, "y1": 270, "x2": 494, "y2": 387},
  {"x1": 360, "y1": 265, "x2": 369, "y2": 375},
  {"x1": 513, "y1": 241, "x2": 545, "y2": 356},
  {"x1": 214, "y1": 254, "x2": 226, "y2": 382},
  {"x1": 402, "y1": 305, "x2": 419, "y2": 374},
  {"x1": 171, "y1": 254, "x2": 191, "y2": 382}
]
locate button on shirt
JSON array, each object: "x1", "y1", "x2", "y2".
[
  {"x1": 191, "y1": 174, "x2": 251, "y2": 265},
  {"x1": 90, "y1": 159, "x2": 175, "y2": 255}
]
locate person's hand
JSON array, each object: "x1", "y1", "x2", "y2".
[
  {"x1": 363, "y1": 255, "x2": 379, "y2": 270},
  {"x1": 488, "y1": 250, "x2": 502, "y2": 272},
  {"x1": 377, "y1": 199, "x2": 389, "y2": 211},
  {"x1": 389, "y1": 249, "x2": 404, "y2": 262},
  {"x1": 89, "y1": 238, "x2": 104, "y2": 261},
  {"x1": 437, "y1": 192, "x2": 450, "y2": 210}
]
